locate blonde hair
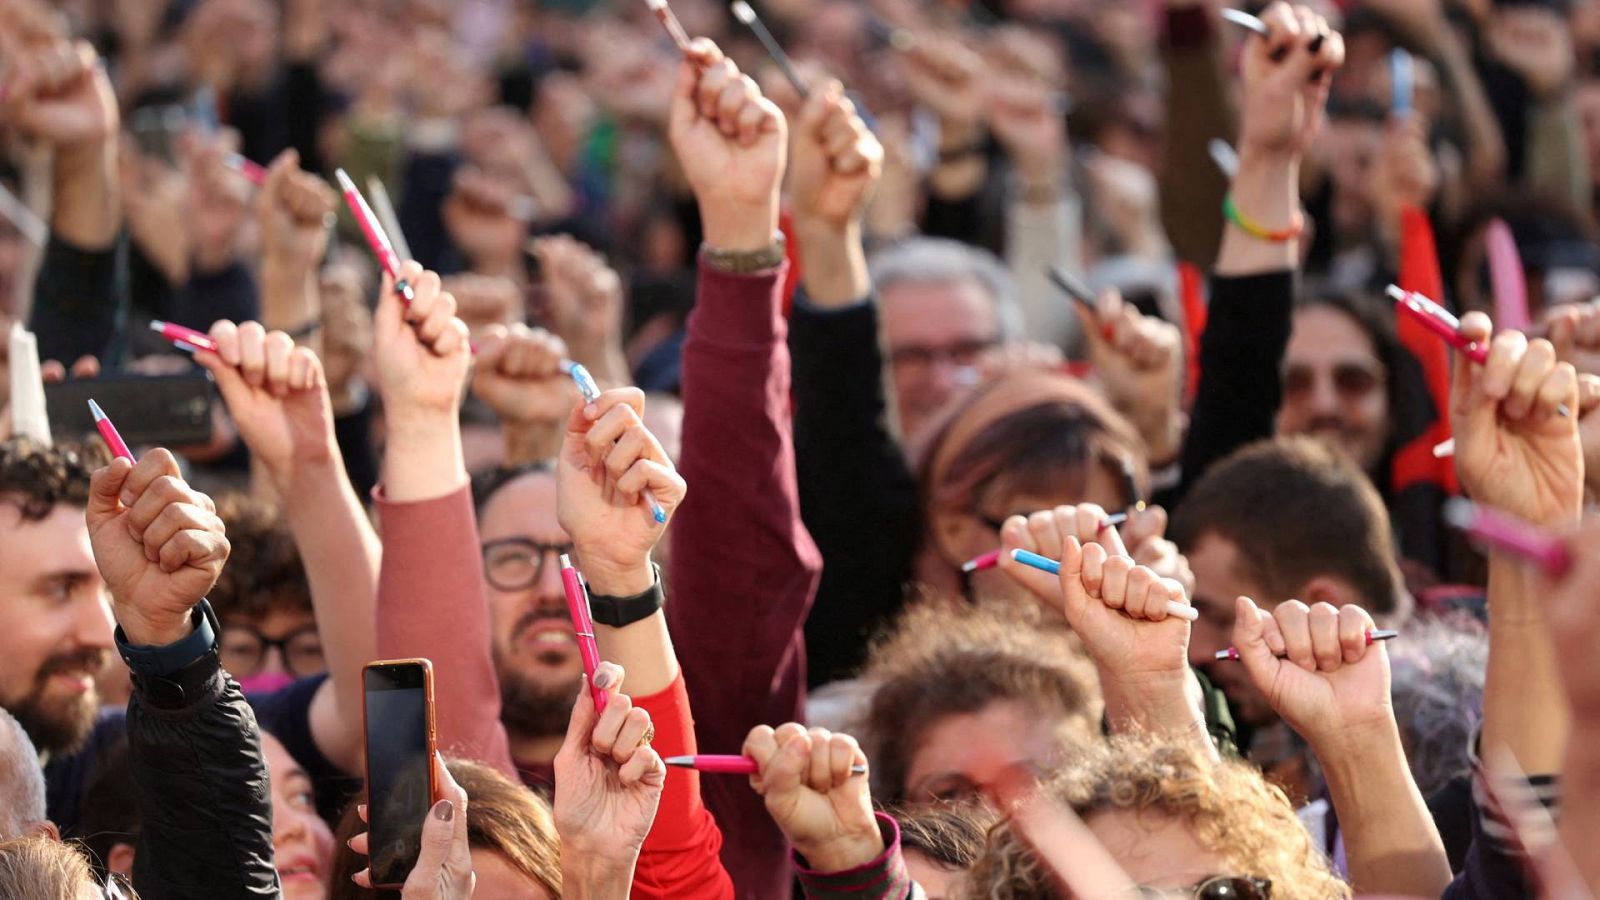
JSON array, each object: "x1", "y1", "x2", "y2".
[
  {"x1": 963, "y1": 736, "x2": 1351, "y2": 900},
  {"x1": 0, "y1": 837, "x2": 105, "y2": 900}
]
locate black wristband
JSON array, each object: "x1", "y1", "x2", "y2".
[{"x1": 587, "y1": 565, "x2": 666, "y2": 628}]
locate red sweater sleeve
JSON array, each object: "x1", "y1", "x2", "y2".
[
  {"x1": 374, "y1": 484, "x2": 517, "y2": 780},
  {"x1": 666, "y1": 258, "x2": 824, "y2": 898},
  {"x1": 632, "y1": 675, "x2": 734, "y2": 899}
]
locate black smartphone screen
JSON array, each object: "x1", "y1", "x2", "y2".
[{"x1": 364, "y1": 664, "x2": 432, "y2": 887}]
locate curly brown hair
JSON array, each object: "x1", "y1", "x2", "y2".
[
  {"x1": 206, "y1": 492, "x2": 311, "y2": 621},
  {"x1": 861, "y1": 599, "x2": 1101, "y2": 805},
  {"x1": 963, "y1": 736, "x2": 1351, "y2": 900},
  {"x1": 0, "y1": 436, "x2": 106, "y2": 522}
]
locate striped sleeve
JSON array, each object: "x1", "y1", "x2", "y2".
[{"x1": 793, "y1": 813, "x2": 918, "y2": 900}]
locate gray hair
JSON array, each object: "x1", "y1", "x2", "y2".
[
  {"x1": 1387, "y1": 613, "x2": 1488, "y2": 798},
  {"x1": 868, "y1": 238, "x2": 1025, "y2": 341},
  {"x1": 0, "y1": 709, "x2": 46, "y2": 839}
]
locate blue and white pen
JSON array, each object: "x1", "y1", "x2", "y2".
[
  {"x1": 562, "y1": 361, "x2": 668, "y2": 525},
  {"x1": 1390, "y1": 48, "x2": 1414, "y2": 118},
  {"x1": 1009, "y1": 549, "x2": 1200, "y2": 621}
]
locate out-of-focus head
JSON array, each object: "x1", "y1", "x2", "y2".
[
  {"x1": 472, "y1": 464, "x2": 582, "y2": 742},
  {"x1": 209, "y1": 493, "x2": 317, "y2": 695},
  {"x1": 264, "y1": 732, "x2": 335, "y2": 900},
  {"x1": 964, "y1": 736, "x2": 1351, "y2": 899},
  {"x1": 0, "y1": 837, "x2": 101, "y2": 900},
  {"x1": 1276, "y1": 290, "x2": 1396, "y2": 475},
  {"x1": 861, "y1": 600, "x2": 1100, "y2": 806},
  {"x1": 1388, "y1": 613, "x2": 1488, "y2": 798},
  {"x1": 330, "y1": 757, "x2": 561, "y2": 900},
  {"x1": 870, "y1": 238, "x2": 1023, "y2": 443},
  {"x1": 891, "y1": 803, "x2": 996, "y2": 900},
  {"x1": 1444, "y1": 194, "x2": 1600, "y2": 318},
  {"x1": 1170, "y1": 437, "x2": 1405, "y2": 726},
  {"x1": 0, "y1": 438, "x2": 114, "y2": 756},
  {"x1": 918, "y1": 369, "x2": 1147, "y2": 597},
  {"x1": 0, "y1": 709, "x2": 48, "y2": 841},
  {"x1": 1319, "y1": 100, "x2": 1385, "y2": 242}
]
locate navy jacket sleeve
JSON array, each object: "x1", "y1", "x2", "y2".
[{"x1": 29, "y1": 231, "x2": 128, "y2": 366}]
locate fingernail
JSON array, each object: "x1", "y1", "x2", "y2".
[
  {"x1": 346, "y1": 837, "x2": 358, "y2": 850},
  {"x1": 434, "y1": 799, "x2": 454, "y2": 822},
  {"x1": 120, "y1": 492, "x2": 133, "y2": 507},
  {"x1": 1308, "y1": 34, "x2": 1324, "y2": 53},
  {"x1": 592, "y1": 668, "x2": 613, "y2": 689},
  {"x1": 584, "y1": 403, "x2": 599, "y2": 419}
]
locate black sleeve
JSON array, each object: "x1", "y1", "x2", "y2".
[
  {"x1": 127, "y1": 647, "x2": 279, "y2": 898},
  {"x1": 397, "y1": 150, "x2": 466, "y2": 274},
  {"x1": 29, "y1": 231, "x2": 128, "y2": 366},
  {"x1": 1171, "y1": 269, "x2": 1295, "y2": 503},
  {"x1": 284, "y1": 61, "x2": 328, "y2": 175},
  {"x1": 166, "y1": 261, "x2": 261, "y2": 331},
  {"x1": 790, "y1": 295, "x2": 921, "y2": 685}
]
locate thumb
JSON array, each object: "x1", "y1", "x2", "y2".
[
  {"x1": 410, "y1": 797, "x2": 460, "y2": 885},
  {"x1": 86, "y1": 458, "x2": 133, "y2": 528},
  {"x1": 1231, "y1": 595, "x2": 1280, "y2": 684}
]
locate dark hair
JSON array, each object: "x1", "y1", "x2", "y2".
[
  {"x1": 0, "y1": 437, "x2": 105, "y2": 522},
  {"x1": 471, "y1": 460, "x2": 555, "y2": 514},
  {"x1": 861, "y1": 600, "x2": 1099, "y2": 804},
  {"x1": 329, "y1": 757, "x2": 562, "y2": 899},
  {"x1": 888, "y1": 802, "x2": 996, "y2": 870},
  {"x1": 1169, "y1": 437, "x2": 1403, "y2": 613},
  {"x1": 1295, "y1": 285, "x2": 1408, "y2": 464},
  {"x1": 207, "y1": 492, "x2": 311, "y2": 620},
  {"x1": 78, "y1": 741, "x2": 140, "y2": 878}
]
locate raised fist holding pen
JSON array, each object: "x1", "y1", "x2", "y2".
[
  {"x1": 557, "y1": 387, "x2": 685, "y2": 596},
  {"x1": 472, "y1": 323, "x2": 573, "y2": 465},
  {"x1": 258, "y1": 149, "x2": 337, "y2": 333},
  {"x1": 997, "y1": 502, "x2": 1194, "y2": 603},
  {"x1": 1236, "y1": 2, "x2": 1344, "y2": 160},
  {"x1": 198, "y1": 321, "x2": 335, "y2": 489},
  {"x1": 1451, "y1": 312, "x2": 1582, "y2": 526},
  {"x1": 1073, "y1": 288, "x2": 1185, "y2": 465},
  {"x1": 788, "y1": 79, "x2": 882, "y2": 305},
  {"x1": 373, "y1": 260, "x2": 472, "y2": 417},
  {"x1": 668, "y1": 39, "x2": 787, "y2": 252},
  {"x1": 86, "y1": 449, "x2": 230, "y2": 646},
  {"x1": 742, "y1": 722, "x2": 882, "y2": 875}
]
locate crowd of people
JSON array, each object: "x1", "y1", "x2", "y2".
[{"x1": 0, "y1": 0, "x2": 1599, "y2": 896}]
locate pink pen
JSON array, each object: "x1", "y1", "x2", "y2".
[
  {"x1": 560, "y1": 554, "x2": 608, "y2": 714},
  {"x1": 334, "y1": 169, "x2": 415, "y2": 304},
  {"x1": 1443, "y1": 498, "x2": 1572, "y2": 577},
  {"x1": 223, "y1": 153, "x2": 268, "y2": 187},
  {"x1": 1387, "y1": 285, "x2": 1489, "y2": 364},
  {"x1": 149, "y1": 320, "x2": 220, "y2": 354},
  {"x1": 1214, "y1": 628, "x2": 1398, "y2": 662},
  {"x1": 87, "y1": 400, "x2": 134, "y2": 462},
  {"x1": 663, "y1": 755, "x2": 867, "y2": 776}
]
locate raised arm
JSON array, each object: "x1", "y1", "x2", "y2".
[
  {"x1": 369, "y1": 261, "x2": 516, "y2": 775},
  {"x1": 1544, "y1": 519, "x2": 1600, "y2": 895},
  {"x1": 662, "y1": 39, "x2": 823, "y2": 896},
  {"x1": 198, "y1": 321, "x2": 379, "y2": 775},
  {"x1": 1452, "y1": 313, "x2": 1582, "y2": 776},
  {"x1": 1231, "y1": 596, "x2": 1450, "y2": 896},
  {"x1": 86, "y1": 449, "x2": 278, "y2": 898}
]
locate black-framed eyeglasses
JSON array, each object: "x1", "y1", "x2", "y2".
[
  {"x1": 1126, "y1": 876, "x2": 1272, "y2": 899},
  {"x1": 481, "y1": 537, "x2": 575, "y2": 592},
  {"x1": 218, "y1": 623, "x2": 324, "y2": 677}
]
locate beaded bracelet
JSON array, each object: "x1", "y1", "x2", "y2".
[{"x1": 1223, "y1": 194, "x2": 1305, "y2": 243}]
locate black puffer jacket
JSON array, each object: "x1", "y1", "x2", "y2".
[{"x1": 124, "y1": 615, "x2": 279, "y2": 899}]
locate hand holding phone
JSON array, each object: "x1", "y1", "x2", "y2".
[
  {"x1": 349, "y1": 752, "x2": 474, "y2": 897},
  {"x1": 362, "y1": 659, "x2": 439, "y2": 889}
]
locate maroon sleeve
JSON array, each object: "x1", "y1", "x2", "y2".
[
  {"x1": 374, "y1": 484, "x2": 517, "y2": 780},
  {"x1": 667, "y1": 257, "x2": 824, "y2": 898}
]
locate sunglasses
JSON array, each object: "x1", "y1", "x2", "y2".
[
  {"x1": 1126, "y1": 876, "x2": 1272, "y2": 899},
  {"x1": 1282, "y1": 363, "x2": 1384, "y2": 400}
]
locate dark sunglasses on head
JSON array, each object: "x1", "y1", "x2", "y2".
[
  {"x1": 1282, "y1": 363, "x2": 1384, "y2": 400},
  {"x1": 1128, "y1": 876, "x2": 1272, "y2": 900}
]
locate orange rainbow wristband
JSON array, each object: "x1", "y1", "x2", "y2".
[{"x1": 1223, "y1": 194, "x2": 1304, "y2": 243}]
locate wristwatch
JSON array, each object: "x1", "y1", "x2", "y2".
[
  {"x1": 701, "y1": 232, "x2": 786, "y2": 275},
  {"x1": 587, "y1": 565, "x2": 666, "y2": 628},
  {"x1": 116, "y1": 599, "x2": 219, "y2": 679}
]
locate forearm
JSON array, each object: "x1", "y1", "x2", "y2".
[
  {"x1": 382, "y1": 410, "x2": 467, "y2": 502},
  {"x1": 560, "y1": 858, "x2": 638, "y2": 899},
  {"x1": 1482, "y1": 561, "x2": 1570, "y2": 774},
  {"x1": 928, "y1": 123, "x2": 988, "y2": 201},
  {"x1": 281, "y1": 457, "x2": 380, "y2": 771},
  {"x1": 259, "y1": 255, "x2": 323, "y2": 339},
  {"x1": 1100, "y1": 670, "x2": 1216, "y2": 761},
  {"x1": 1430, "y1": 37, "x2": 1507, "y2": 187},
  {"x1": 592, "y1": 581, "x2": 679, "y2": 703},
  {"x1": 503, "y1": 420, "x2": 563, "y2": 465},
  {"x1": 1214, "y1": 153, "x2": 1298, "y2": 276},
  {"x1": 1319, "y1": 722, "x2": 1451, "y2": 897},
  {"x1": 1524, "y1": 92, "x2": 1589, "y2": 209},
  {"x1": 794, "y1": 223, "x2": 870, "y2": 309},
  {"x1": 52, "y1": 138, "x2": 120, "y2": 250}
]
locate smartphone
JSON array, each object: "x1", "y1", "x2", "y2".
[
  {"x1": 363, "y1": 659, "x2": 438, "y2": 890},
  {"x1": 45, "y1": 373, "x2": 214, "y2": 447}
]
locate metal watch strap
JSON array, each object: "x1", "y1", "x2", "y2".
[{"x1": 700, "y1": 233, "x2": 786, "y2": 274}]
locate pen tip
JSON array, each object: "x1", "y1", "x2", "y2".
[
  {"x1": 87, "y1": 399, "x2": 106, "y2": 421},
  {"x1": 653, "y1": 508, "x2": 668, "y2": 524},
  {"x1": 961, "y1": 560, "x2": 979, "y2": 573},
  {"x1": 663, "y1": 756, "x2": 693, "y2": 767},
  {"x1": 1384, "y1": 284, "x2": 1408, "y2": 302},
  {"x1": 333, "y1": 168, "x2": 356, "y2": 191},
  {"x1": 731, "y1": 0, "x2": 754, "y2": 21},
  {"x1": 559, "y1": 553, "x2": 573, "y2": 569},
  {"x1": 148, "y1": 320, "x2": 167, "y2": 332}
]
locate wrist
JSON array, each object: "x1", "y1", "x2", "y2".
[
  {"x1": 573, "y1": 554, "x2": 655, "y2": 597},
  {"x1": 117, "y1": 607, "x2": 198, "y2": 648},
  {"x1": 700, "y1": 201, "x2": 781, "y2": 252},
  {"x1": 795, "y1": 827, "x2": 886, "y2": 874},
  {"x1": 1311, "y1": 714, "x2": 1404, "y2": 773},
  {"x1": 560, "y1": 856, "x2": 637, "y2": 899}
]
